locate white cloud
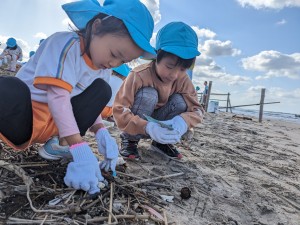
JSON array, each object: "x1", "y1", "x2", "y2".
[
  {"x1": 201, "y1": 40, "x2": 241, "y2": 57},
  {"x1": 33, "y1": 32, "x2": 47, "y2": 39},
  {"x1": 236, "y1": 0, "x2": 300, "y2": 9},
  {"x1": 276, "y1": 19, "x2": 287, "y2": 25},
  {"x1": 141, "y1": 0, "x2": 161, "y2": 24},
  {"x1": 192, "y1": 26, "x2": 216, "y2": 40},
  {"x1": 242, "y1": 50, "x2": 300, "y2": 79},
  {"x1": 193, "y1": 57, "x2": 251, "y2": 86},
  {"x1": 246, "y1": 86, "x2": 300, "y2": 102},
  {"x1": 248, "y1": 85, "x2": 266, "y2": 91}
]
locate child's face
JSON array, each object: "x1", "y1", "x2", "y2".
[
  {"x1": 155, "y1": 55, "x2": 187, "y2": 83},
  {"x1": 89, "y1": 34, "x2": 143, "y2": 70}
]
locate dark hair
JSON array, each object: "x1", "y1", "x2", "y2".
[
  {"x1": 76, "y1": 13, "x2": 130, "y2": 56},
  {"x1": 156, "y1": 50, "x2": 195, "y2": 69},
  {"x1": 6, "y1": 45, "x2": 17, "y2": 50}
]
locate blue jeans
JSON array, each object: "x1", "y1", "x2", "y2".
[{"x1": 121, "y1": 87, "x2": 187, "y2": 141}]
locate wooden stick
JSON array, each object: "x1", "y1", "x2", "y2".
[
  {"x1": 163, "y1": 209, "x2": 168, "y2": 225},
  {"x1": 88, "y1": 214, "x2": 162, "y2": 223},
  {"x1": 193, "y1": 198, "x2": 200, "y2": 216},
  {"x1": 108, "y1": 182, "x2": 114, "y2": 224},
  {"x1": 127, "y1": 172, "x2": 184, "y2": 185},
  {"x1": 0, "y1": 160, "x2": 81, "y2": 214}
]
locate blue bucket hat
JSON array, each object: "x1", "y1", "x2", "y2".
[
  {"x1": 29, "y1": 51, "x2": 35, "y2": 57},
  {"x1": 62, "y1": 0, "x2": 156, "y2": 59},
  {"x1": 156, "y1": 22, "x2": 200, "y2": 59},
  {"x1": 112, "y1": 64, "x2": 131, "y2": 77},
  {"x1": 39, "y1": 39, "x2": 45, "y2": 45},
  {"x1": 6, "y1": 38, "x2": 17, "y2": 48}
]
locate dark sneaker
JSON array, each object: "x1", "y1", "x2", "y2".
[
  {"x1": 120, "y1": 138, "x2": 140, "y2": 160},
  {"x1": 151, "y1": 141, "x2": 183, "y2": 159}
]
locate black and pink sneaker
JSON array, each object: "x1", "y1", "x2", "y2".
[
  {"x1": 120, "y1": 138, "x2": 140, "y2": 160},
  {"x1": 151, "y1": 141, "x2": 183, "y2": 159}
]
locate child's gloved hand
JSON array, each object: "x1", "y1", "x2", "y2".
[
  {"x1": 95, "y1": 128, "x2": 119, "y2": 174},
  {"x1": 64, "y1": 142, "x2": 104, "y2": 194},
  {"x1": 165, "y1": 116, "x2": 188, "y2": 137},
  {"x1": 145, "y1": 122, "x2": 181, "y2": 144}
]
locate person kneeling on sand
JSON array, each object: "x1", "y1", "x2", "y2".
[
  {"x1": 113, "y1": 22, "x2": 204, "y2": 160},
  {"x1": 101, "y1": 64, "x2": 130, "y2": 122},
  {"x1": 0, "y1": 37, "x2": 23, "y2": 72},
  {"x1": 0, "y1": 0, "x2": 155, "y2": 195}
]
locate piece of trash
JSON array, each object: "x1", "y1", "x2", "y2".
[
  {"x1": 141, "y1": 205, "x2": 164, "y2": 220},
  {"x1": 98, "y1": 180, "x2": 108, "y2": 189},
  {"x1": 113, "y1": 202, "x2": 124, "y2": 212},
  {"x1": 180, "y1": 187, "x2": 191, "y2": 199},
  {"x1": 143, "y1": 114, "x2": 173, "y2": 130},
  {"x1": 160, "y1": 194, "x2": 174, "y2": 202},
  {"x1": 116, "y1": 157, "x2": 126, "y2": 166},
  {"x1": 48, "y1": 192, "x2": 73, "y2": 206}
]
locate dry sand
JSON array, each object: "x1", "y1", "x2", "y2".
[
  {"x1": 106, "y1": 112, "x2": 300, "y2": 225},
  {"x1": 0, "y1": 69, "x2": 299, "y2": 224}
]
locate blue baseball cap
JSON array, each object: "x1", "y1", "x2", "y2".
[
  {"x1": 29, "y1": 51, "x2": 35, "y2": 57},
  {"x1": 156, "y1": 22, "x2": 200, "y2": 59},
  {"x1": 112, "y1": 64, "x2": 131, "y2": 77},
  {"x1": 39, "y1": 39, "x2": 45, "y2": 45},
  {"x1": 6, "y1": 38, "x2": 17, "y2": 48},
  {"x1": 62, "y1": 0, "x2": 156, "y2": 59}
]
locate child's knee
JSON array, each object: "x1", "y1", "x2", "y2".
[{"x1": 170, "y1": 94, "x2": 187, "y2": 112}]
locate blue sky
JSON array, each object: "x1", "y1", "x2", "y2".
[{"x1": 1, "y1": 0, "x2": 299, "y2": 114}]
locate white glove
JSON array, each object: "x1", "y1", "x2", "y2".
[
  {"x1": 145, "y1": 122, "x2": 181, "y2": 144},
  {"x1": 96, "y1": 128, "x2": 119, "y2": 175},
  {"x1": 64, "y1": 142, "x2": 104, "y2": 194},
  {"x1": 167, "y1": 116, "x2": 188, "y2": 137}
]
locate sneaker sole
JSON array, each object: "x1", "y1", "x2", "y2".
[
  {"x1": 38, "y1": 146, "x2": 64, "y2": 160},
  {"x1": 120, "y1": 154, "x2": 141, "y2": 161},
  {"x1": 150, "y1": 145, "x2": 183, "y2": 160}
]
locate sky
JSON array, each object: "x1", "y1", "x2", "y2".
[{"x1": 0, "y1": 0, "x2": 300, "y2": 114}]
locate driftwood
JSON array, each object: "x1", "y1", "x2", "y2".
[
  {"x1": 232, "y1": 114, "x2": 252, "y2": 120},
  {"x1": 0, "y1": 159, "x2": 172, "y2": 224}
]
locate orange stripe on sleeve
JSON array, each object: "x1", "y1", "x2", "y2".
[{"x1": 34, "y1": 77, "x2": 73, "y2": 93}]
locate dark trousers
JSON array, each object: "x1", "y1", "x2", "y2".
[
  {"x1": 0, "y1": 76, "x2": 111, "y2": 145},
  {"x1": 121, "y1": 87, "x2": 187, "y2": 141}
]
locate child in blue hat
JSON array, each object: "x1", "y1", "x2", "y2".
[
  {"x1": 0, "y1": 37, "x2": 23, "y2": 72},
  {"x1": 101, "y1": 64, "x2": 131, "y2": 120},
  {"x1": 113, "y1": 22, "x2": 204, "y2": 160},
  {"x1": 0, "y1": 0, "x2": 155, "y2": 195}
]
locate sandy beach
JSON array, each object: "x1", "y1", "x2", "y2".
[
  {"x1": 109, "y1": 112, "x2": 300, "y2": 225},
  {"x1": 1, "y1": 109, "x2": 299, "y2": 224}
]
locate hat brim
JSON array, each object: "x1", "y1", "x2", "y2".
[
  {"x1": 161, "y1": 46, "x2": 200, "y2": 59},
  {"x1": 62, "y1": 1, "x2": 156, "y2": 59},
  {"x1": 124, "y1": 21, "x2": 156, "y2": 59}
]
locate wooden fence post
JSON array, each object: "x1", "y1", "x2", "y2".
[
  {"x1": 226, "y1": 93, "x2": 230, "y2": 112},
  {"x1": 205, "y1": 81, "x2": 212, "y2": 112},
  {"x1": 259, "y1": 88, "x2": 266, "y2": 122}
]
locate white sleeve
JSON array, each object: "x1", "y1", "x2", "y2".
[{"x1": 33, "y1": 33, "x2": 81, "y2": 93}]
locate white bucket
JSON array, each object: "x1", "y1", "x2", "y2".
[{"x1": 207, "y1": 101, "x2": 219, "y2": 113}]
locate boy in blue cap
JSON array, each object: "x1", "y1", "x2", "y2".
[
  {"x1": 0, "y1": 37, "x2": 23, "y2": 72},
  {"x1": 113, "y1": 22, "x2": 204, "y2": 160},
  {"x1": 0, "y1": 0, "x2": 155, "y2": 195}
]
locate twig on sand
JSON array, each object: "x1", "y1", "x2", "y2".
[
  {"x1": 127, "y1": 172, "x2": 184, "y2": 185},
  {"x1": 0, "y1": 160, "x2": 81, "y2": 214},
  {"x1": 201, "y1": 198, "x2": 209, "y2": 217},
  {"x1": 108, "y1": 182, "x2": 114, "y2": 224},
  {"x1": 193, "y1": 198, "x2": 200, "y2": 216},
  {"x1": 163, "y1": 209, "x2": 168, "y2": 225}
]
